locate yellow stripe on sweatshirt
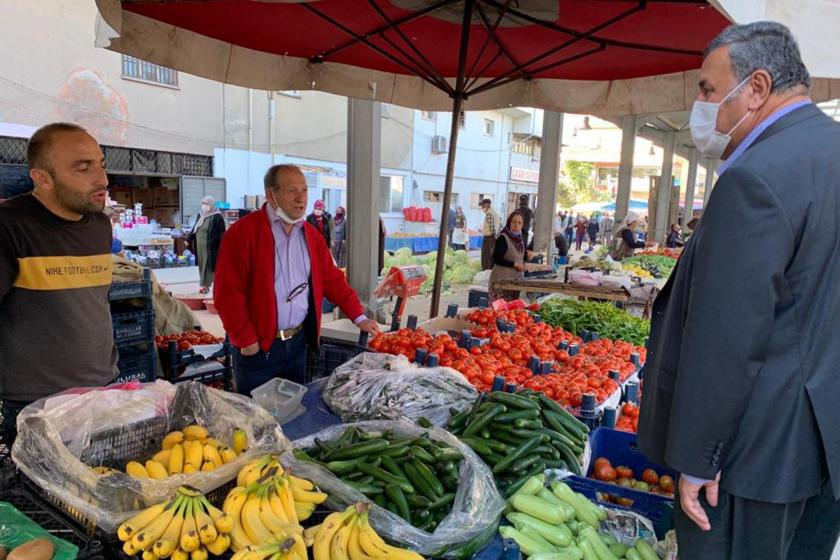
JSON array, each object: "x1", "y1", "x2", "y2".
[{"x1": 14, "y1": 255, "x2": 113, "y2": 291}]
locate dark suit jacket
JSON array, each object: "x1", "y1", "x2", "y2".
[{"x1": 637, "y1": 104, "x2": 840, "y2": 504}]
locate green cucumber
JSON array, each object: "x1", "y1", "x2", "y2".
[
  {"x1": 488, "y1": 392, "x2": 541, "y2": 410},
  {"x1": 506, "y1": 463, "x2": 547, "y2": 497},
  {"x1": 494, "y1": 409, "x2": 541, "y2": 424},
  {"x1": 507, "y1": 512, "x2": 572, "y2": 547},
  {"x1": 409, "y1": 446, "x2": 436, "y2": 464},
  {"x1": 441, "y1": 474, "x2": 460, "y2": 492},
  {"x1": 515, "y1": 418, "x2": 545, "y2": 430},
  {"x1": 385, "y1": 483, "x2": 411, "y2": 523},
  {"x1": 513, "y1": 454, "x2": 544, "y2": 473},
  {"x1": 381, "y1": 455, "x2": 410, "y2": 480},
  {"x1": 325, "y1": 458, "x2": 365, "y2": 475},
  {"x1": 577, "y1": 538, "x2": 598, "y2": 560},
  {"x1": 345, "y1": 480, "x2": 382, "y2": 495},
  {"x1": 413, "y1": 458, "x2": 444, "y2": 497},
  {"x1": 427, "y1": 492, "x2": 456, "y2": 510},
  {"x1": 493, "y1": 435, "x2": 543, "y2": 474},
  {"x1": 404, "y1": 462, "x2": 438, "y2": 500},
  {"x1": 291, "y1": 448, "x2": 324, "y2": 466},
  {"x1": 536, "y1": 488, "x2": 576, "y2": 520},
  {"x1": 499, "y1": 526, "x2": 555, "y2": 556},
  {"x1": 551, "y1": 482, "x2": 599, "y2": 528},
  {"x1": 463, "y1": 403, "x2": 507, "y2": 437},
  {"x1": 580, "y1": 527, "x2": 618, "y2": 560},
  {"x1": 624, "y1": 547, "x2": 642, "y2": 560},
  {"x1": 608, "y1": 543, "x2": 627, "y2": 558},
  {"x1": 528, "y1": 550, "x2": 584, "y2": 560},
  {"x1": 510, "y1": 493, "x2": 570, "y2": 525},
  {"x1": 447, "y1": 408, "x2": 471, "y2": 432},
  {"x1": 406, "y1": 493, "x2": 431, "y2": 508},
  {"x1": 460, "y1": 436, "x2": 493, "y2": 456},
  {"x1": 555, "y1": 444, "x2": 582, "y2": 475},
  {"x1": 417, "y1": 417, "x2": 433, "y2": 429},
  {"x1": 634, "y1": 540, "x2": 659, "y2": 560},
  {"x1": 432, "y1": 447, "x2": 464, "y2": 463},
  {"x1": 323, "y1": 438, "x2": 390, "y2": 461},
  {"x1": 357, "y1": 462, "x2": 414, "y2": 494},
  {"x1": 513, "y1": 474, "x2": 545, "y2": 497}
]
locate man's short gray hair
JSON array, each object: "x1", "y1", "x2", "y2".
[
  {"x1": 264, "y1": 164, "x2": 303, "y2": 190},
  {"x1": 705, "y1": 21, "x2": 810, "y2": 92}
]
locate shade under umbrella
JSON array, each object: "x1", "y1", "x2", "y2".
[{"x1": 95, "y1": 0, "x2": 732, "y2": 316}]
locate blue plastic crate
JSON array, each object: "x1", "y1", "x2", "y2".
[
  {"x1": 114, "y1": 345, "x2": 156, "y2": 384},
  {"x1": 111, "y1": 309, "x2": 154, "y2": 345},
  {"x1": 468, "y1": 287, "x2": 489, "y2": 308},
  {"x1": 108, "y1": 268, "x2": 152, "y2": 302},
  {"x1": 565, "y1": 475, "x2": 673, "y2": 539}
]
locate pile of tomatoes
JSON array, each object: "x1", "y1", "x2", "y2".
[
  {"x1": 616, "y1": 402, "x2": 640, "y2": 433},
  {"x1": 368, "y1": 307, "x2": 646, "y2": 410},
  {"x1": 591, "y1": 456, "x2": 674, "y2": 498},
  {"x1": 155, "y1": 331, "x2": 224, "y2": 351}
]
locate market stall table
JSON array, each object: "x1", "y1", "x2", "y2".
[
  {"x1": 282, "y1": 379, "x2": 504, "y2": 560},
  {"x1": 498, "y1": 278, "x2": 632, "y2": 303}
]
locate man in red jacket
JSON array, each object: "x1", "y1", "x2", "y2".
[{"x1": 214, "y1": 164, "x2": 379, "y2": 395}]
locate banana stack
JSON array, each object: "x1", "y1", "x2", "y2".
[
  {"x1": 224, "y1": 455, "x2": 327, "y2": 552},
  {"x1": 122, "y1": 425, "x2": 249, "y2": 480},
  {"x1": 310, "y1": 503, "x2": 424, "y2": 560},
  {"x1": 117, "y1": 485, "x2": 234, "y2": 559}
]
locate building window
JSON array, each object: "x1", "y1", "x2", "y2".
[
  {"x1": 421, "y1": 110, "x2": 434, "y2": 121},
  {"x1": 483, "y1": 119, "x2": 495, "y2": 137},
  {"x1": 379, "y1": 175, "x2": 404, "y2": 213},
  {"x1": 512, "y1": 138, "x2": 534, "y2": 157},
  {"x1": 121, "y1": 55, "x2": 178, "y2": 87},
  {"x1": 279, "y1": 90, "x2": 301, "y2": 98},
  {"x1": 459, "y1": 111, "x2": 466, "y2": 129},
  {"x1": 424, "y1": 191, "x2": 442, "y2": 202},
  {"x1": 470, "y1": 193, "x2": 493, "y2": 209}
]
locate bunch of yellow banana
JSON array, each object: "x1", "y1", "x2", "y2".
[
  {"x1": 230, "y1": 538, "x2": 299, "y2": 560},
  {"x1": 123, "y1": 426, "x2": 250, "y2": 480},
  {"x1": 117, "y1": 485, "x2": 234, "y2": 559},
  {"x1": 224, "y1": 457, "x2": 326, "y2": 553},
  {"x1": 312, "y1": 503, "x2": 424, "y2": 560}
]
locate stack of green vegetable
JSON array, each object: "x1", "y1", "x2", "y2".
[
  {"x1": 292, "y1": 426, "x2": 463, "y2": 532},
  {"x1": 448, "y1": 390, "x2": 589, "y2": 495},
  {"x1": 539, "y1": 299, "x2": 650, "y2": 346},
  {"x1": 622, "y1": 255, "x2": 677, "y2": 278},
  {"x1": 383, "y1": 248, "x2": 483, "y2": 292},
  {"x1": 501, "y1": 474, "x2": 660, "y2": 560}
]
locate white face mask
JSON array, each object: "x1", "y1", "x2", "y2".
[
  {"x1": 269, "y1": 193, "x2": 304, "y2": 225},
  {"x1": 200, "y1": 204, "x2": 210, "y2": 213},
  {"x1": 690, "y1": 74, "x2": 753, "y2": 159},
  {"x1": 314, "y1": 209, "x2": 323, "y2": 216}
]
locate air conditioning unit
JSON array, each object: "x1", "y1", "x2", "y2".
[{"x1": 431, "y1": 135, "x2": 447, "y2": 154}]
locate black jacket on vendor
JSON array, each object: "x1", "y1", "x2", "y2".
[{"x1": 637, "y1": 104, "x2": 840, "y2": 504}]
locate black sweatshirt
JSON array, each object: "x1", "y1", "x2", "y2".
[{"x1": 0, "y1": 194, "x2": 117, "y2": 401}]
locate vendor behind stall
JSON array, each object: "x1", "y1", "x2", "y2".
[
  {"x1": 0, "y1": 123, "x2": 117, "y2": 442},
  {"x1": 489, "y1": 210, "x2": 530, "y2": 302},
  {"x1": 189, "y1": 196, "x2": 226, "y2": 294},
  {"x1": 608, "y1": 211, "x2": 648, "y2": 260}
]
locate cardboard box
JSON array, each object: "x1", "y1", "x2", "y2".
[
  {"x1": 133, "y1": 187, "x2": 154, "y2": 207},
  {"x1": 153, "y1": 186, "x2": 179, "y2": 207},
  {"x1": 151, "y1": 207, "x2": 178, "y2": 227},
  {"x1": 110, "y1": 188, "x2": 132, "y2": 206}
]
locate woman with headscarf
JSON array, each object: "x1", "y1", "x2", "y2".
[
  {"x1": 575, "y1": 215, "x2": 588, "y2": 252},
  {"x1": 666, "y1": 223, "x2": 685, "y2": 248},
  {"x1": 306, "y1": 199, "x2": 335, "y2": 248},
  {"x1": 608, "y1": 210, "x2": 647, "y2": 260},
  {"x1": 452, "y1": 206, "x2": 468, "y2": 251},
  {"x1": 489, "y1": 210, "x2": 530, "y2": 302},
  {"x1": 332, "y1": 206, "x2": 347, "y2": 267},
  {"x1": 189, "y1": 196, "x2": 226, "y2": 293}
]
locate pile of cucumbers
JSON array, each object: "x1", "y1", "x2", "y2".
[
  {"x1": 448, "y1": 390, "x2": 589, "y2": 496},
  {"x1": 502, "y1": 474, "x2": 660, "y2": 560},
  {"x1": 292, "y1": 426, "x2": 463, "y2": 532}
]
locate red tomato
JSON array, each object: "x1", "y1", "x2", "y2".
[{"x1": 642, "y1": 469, "x2": 659, "y2": 486}]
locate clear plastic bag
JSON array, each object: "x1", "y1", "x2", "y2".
[
  {"x1": 323, "y1": 353, "x2": 478, "y2": 426},
  {"x1": 12, "y1": 380, "x2": 289, "y2": 533},
  {"x1": 282, "y1": 420, "x2": 505, "y2": 558}
]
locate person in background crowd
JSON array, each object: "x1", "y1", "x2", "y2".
[
  {"x1": 686, "y1": 217, "x2": 699, "y2": 232},
  {"x1": 586, "y1": 214, "x2": 600, "y2": 252},
  {"x1": 452, "y1": 206, "x2": 468, "y2": 251},
  {"x1": 0, "y1": 123, "x2": 117, "y2": 442},
  {"x1": 639, "y1": 22, "x2": 840, "y2": 559},
  {"x1": 554, "y1": 211, "x2": 569, "y2": 258},
  {"x1": 600, "y1": 212, "x2": 615, "y2": 247},
  {"x1": 574, "y1": 215, "x2": 588, "y2": 251},
  {"x1": 447, "y1": 206, "x2": 456, "y2": 248},
  {"x1": 104, "y1": 206, "x2": 123, "y2": 255},
  {"x1": 378, "y1": 217, "x2": 386, "y2": 275},
  {"x1": 190, "y1": 195, "x2": 226, "y2": 294},
  {"x1": 306, "y1": 199, "x2": 335, "y2": 250},
  {"x1": 214, "y1": 164, "x2": 379, "y2": 395},
  {"x1": 666, "y1": 223, "x2": 685, "y2": 248},
  {"x1": 332, "y1": 206, "x2": 346, "y2": 267},
  {"x1": 608, "y1": 211, "x2": 648, "y2": 260},
  {"x1": 517, "y1": 194, "x2": 535, "y2": 242},
  {"x1": 564, "y1": 211, "x2": 575, "y2": 247},
  {"x1": 480, "y1": 198, "x2": 500, "y2": 270},
  {"x1": 489, "y1": 210, "x2": 530, "y2": 301}
]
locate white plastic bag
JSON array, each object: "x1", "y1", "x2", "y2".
[
  {"x1": 323, "y1": 353, "x2": 478, "y2": 425},
  {"x1": 282, "y1": 420, "x2": 505, "y2": 558},
  {"x1": 12, "y1": 380, "x2": 289, "y2": 532}
]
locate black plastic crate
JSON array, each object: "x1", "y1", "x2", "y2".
[
  {"x1": 305, "y1": 342, "x2": 364, "y2": 382},
  {"x1": 108, "y1": 269, "x2": 152, "y2": 302},
  {"x1": 114, "y1": 344, "x2": 157, "y2": 384},
  {"x1": 468, "y1": 287, "x2": 489, "y2": 308},
  {"x1": 172, "y1": 366, "x2": 232, "y2": 391},
  {"x1": 0, "y1": 484, "x2": 105, "y2": 559},
  {"x1": 112, "y1": 309, "x2": 155, "y2": 346}
]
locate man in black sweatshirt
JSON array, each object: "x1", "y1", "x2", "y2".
[{"x1": 0, "y1": 123, "x2": 117, "y2": 442}]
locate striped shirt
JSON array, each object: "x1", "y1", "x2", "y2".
[{"x1": 267, "y1": 206, "x2": 311, "y2": 330}]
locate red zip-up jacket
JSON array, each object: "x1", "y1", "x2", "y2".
[{"x1": 213, "y1": 205, "x2": 364, "y2": 351}]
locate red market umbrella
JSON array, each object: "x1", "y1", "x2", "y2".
[{"x1": 95, "y1": 0, "x2": 730, "y2": 316}]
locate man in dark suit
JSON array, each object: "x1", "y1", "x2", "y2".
[{"x1": 638, "y1": 22, "x2": 840, "y2": 559}]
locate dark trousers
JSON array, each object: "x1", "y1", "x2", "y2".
[
  {"x1": 675, "y1": 481, "x2": 840, "y2": 560},
  {"x1": 233, "y1": 333, "x2": 308, "y2": 396},
  {"x1": 481, "y1": 235, "x2": 495, "y2": 270}
]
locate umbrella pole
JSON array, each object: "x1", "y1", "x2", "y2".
[
  {"x1": 429, "y1": 0, "x2": 473, "y2": 319},
  {"x1": 429, "y1": 93, "x2": 466, "y2": 318}
]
